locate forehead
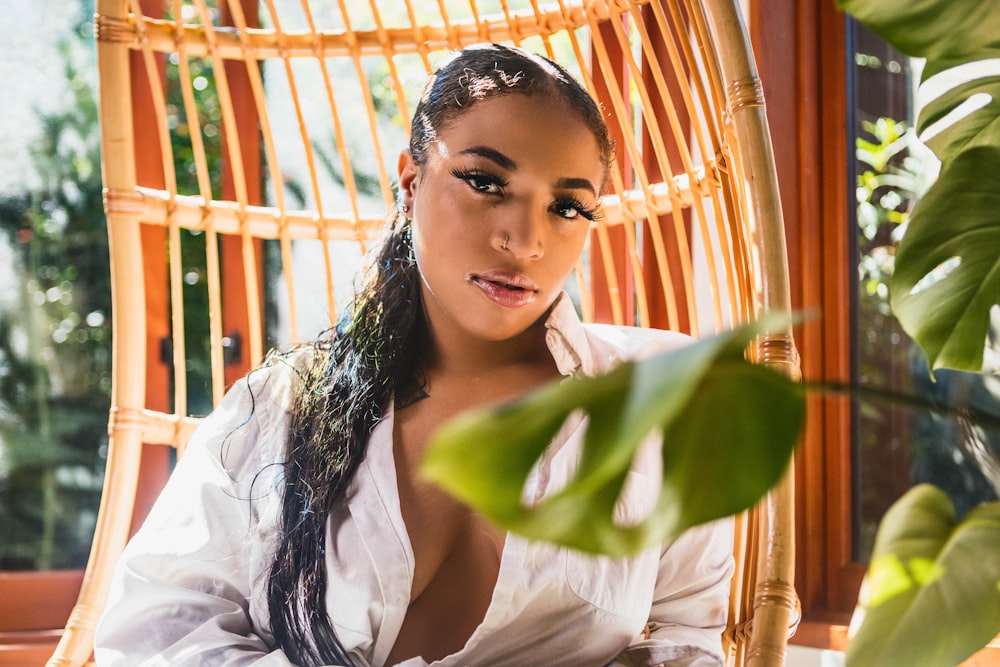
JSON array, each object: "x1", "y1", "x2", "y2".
[{"x1": 434, "y1": 94, "x2": 605, "y2": 184}]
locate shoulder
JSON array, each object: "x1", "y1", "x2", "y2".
[
  {"x1": 580, "y1": 323, "x2": 695, "y2": 373},
  {"x1": 243, "y1": 344, "x2": 317, "y2": 409},
  {"x1": 182, "y1": 345, "x2": 321, "y2": 477},
  {"x1": 208, "y1": 345, "x2": 314, "y2": 428}
]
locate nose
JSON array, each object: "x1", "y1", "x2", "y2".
[{"x1": 496, "y1": 201, "x2": 545, "y2": 259}]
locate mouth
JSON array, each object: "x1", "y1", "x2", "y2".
[{"x1": 466, "y1": 271, "x2": 539, "y2": 308}]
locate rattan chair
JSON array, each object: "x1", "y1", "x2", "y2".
[{"x1": 49, "y1": 0, "x2": 800, "y2": 665}]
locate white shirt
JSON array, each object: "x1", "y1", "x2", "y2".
[{"x1": 95, "y1": 295, "x2": 734, "y2": 667}]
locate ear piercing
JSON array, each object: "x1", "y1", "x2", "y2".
[
  {"x1": 400, "y1": 202, "x2": 409, "y2": 214},
  {"x1": 501, "y1": 233, "x2": 509, "y2": 251}
]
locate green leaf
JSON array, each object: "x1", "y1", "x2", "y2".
[
  {"x1": 835, "y1": 0, "x2": 1000, "y2": 60},
  {"x1": 421, "y1": 321, "x2": 804, "y2": 556},
  {"x1": 916, "y1": 56, "x2": 1000, "y2": 164},
  {"x1": 847, "y1": 486, "x2": 1000, "y2": 667},
  {"x1": 889, "y1": 145, "x2": 1000, "y2": 373},
  {"x1": 0, "y1": 428, "x2": 80, "y2": 469}
]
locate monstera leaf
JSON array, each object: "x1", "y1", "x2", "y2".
[
  {"x1": 422, "y1": 322, "x2": 804, "y2": 556},
  {"x1": 835, "y1": 0, "x2": 1000, "y2": 60},
  {"x1": 838, "y1": 0, "x2": 1000, "y2": 373},
  {"x1": 916, "y1": 49, "x2": 1000, "y2": 164},
  {"x1": 890, "y1": 146, "x2": 1000, "y2": 372},
  {"x1": 847, "y1": 485, "x2": 1000, "y2": 667}
]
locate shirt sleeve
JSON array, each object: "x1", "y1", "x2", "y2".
[
  {"x1": 94, "y1": 366, "x2": 299, "y2": 667},
  {"x1": 611, "y1": 518, "x2": 735, "y2": 667}
]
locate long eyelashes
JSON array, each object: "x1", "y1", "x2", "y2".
[
  {"x1": 554, "y1": 197, "x2": 601, "y2": 222},
  {"x1": 451, "y1": 168, "x2": 508, "y2": 194},
  {"x1": 451, "y1": 168, "x2": 601, "y2": 222}
]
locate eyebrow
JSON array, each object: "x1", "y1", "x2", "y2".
[
  {"x1": 555, "y1": 177, "x2": 597, "y2": 197},
  {"x1": 459, "y1": 146, "x2": 517, "y2": 170},
  {"x1": 458, "y1": 146, "x2": 598, "y2": 197}
]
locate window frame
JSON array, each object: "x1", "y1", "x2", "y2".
[{"x1": 749, "y1": 0, "x2": 884, "y2": 644}]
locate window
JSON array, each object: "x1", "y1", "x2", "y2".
[
  {"x1": 750, "y1": 1, "x2": 1000, "y2": 654},
  {"x1": 0, "y1": 2, "x2": 261, "y2": 658},
  {"x1": 848, "y1": 24, "x2": 999, "y2": 564},
  {"x1": 0, "y1": 3, "x2": 107, "y2": 649}
]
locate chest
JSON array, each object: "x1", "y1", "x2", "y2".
[
  {"x1": 391, "y1": 398, "x2": 506, "y2": 602},
  {"x1": 304, "y1": 402, "x2": 659, "y2": 666}
]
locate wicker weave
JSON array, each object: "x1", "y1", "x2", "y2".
[{"x1": 49, "y1": 1, "x2": 800, "y2": 665}]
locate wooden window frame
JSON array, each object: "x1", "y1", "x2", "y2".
[{"x1": 748, "y1": 0, "x2": 861, "y2": 647}]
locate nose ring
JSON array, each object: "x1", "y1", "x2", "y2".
[{"x1": 501, "y1": 233, "x2": 509, "y2": 251}]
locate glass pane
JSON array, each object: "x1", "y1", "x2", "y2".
[
  {"x1": 0, "y1": 3, "x2": 107, "y2": 570},
  {"x1": 849, "y1": 21, "x2": 1000, "y2": 560}
]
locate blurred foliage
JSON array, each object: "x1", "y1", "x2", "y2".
[
  {"x1": 853, "y1": 116, "x2": 931, "y2": 556},
  {"x1": 0, "y1": 0, "x2": 227, "y2": 569},
  {"x1": 424, "y1": 319, "x2": 804, "y2": 556},
  {"x1": 847, "y1": 484, "x2": 1000, "y2": 667},
  {"x1": 855, "y1": 117, "x2": 933, "y2": 315},
  {"x1": 164, "y1": 49, "x2": 223, "y2": 417},
  {"x1": 0, "y1": 5, "x2": 107, "y2": 570}
]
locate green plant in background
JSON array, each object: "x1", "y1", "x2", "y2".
[
  {"x1": 0, "y1": 0, "x2": 229, "y2": 570},
  {"x1": 420, "y1": 0, "x2": 1000, "y2": 664},
  {"x1": 855, "y1": 116, "x2": 935, "y2": 316},
  {"x1": 837, "y1": 0, "x2": 1000, "y2": 663},
  {"x1": 0, "y1": 21, "x2": 108, "y2": 570}
]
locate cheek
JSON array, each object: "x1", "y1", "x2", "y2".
[
  {"x1": 409, "y1": 226, "x2": 439, "y2": 274},
  {"x1": 554, "y1": 227, "x2": 589, "y2": 271},
  {"x1": 414, "y1": 197, "x2": 491, "y2": 252},
  {"x1": 410, "y1": 215, "x2": 460, "y2": 277}
]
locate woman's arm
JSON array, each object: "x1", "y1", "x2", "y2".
[
  {"x1": 611, "y1": 519, "x2": 735, "y2": 667},
  {"x1": 94, "y1": 369, "x2": 300, "y2": 666}
]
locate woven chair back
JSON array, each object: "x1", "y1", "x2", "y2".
[{"x1": 48, "y1": 1, "x2": 800, "y2": 665}]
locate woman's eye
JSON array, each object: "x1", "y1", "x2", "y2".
[
  {"x1": 452, "y1": 169, "x2": 505, "y2": 195},
  {"x1": 555, "y1": 203, "x2": 580, "y2": 219},
  {"x1": 469, "y1": 176, "x2": 500, "y2": 193},
  {"x1": 553, "y1": 199, "x2": 598, "y2": 221}
]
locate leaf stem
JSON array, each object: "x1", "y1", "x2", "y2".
[{"x1": 805, "y1": 379, "x2": 1000, "y2": 430}]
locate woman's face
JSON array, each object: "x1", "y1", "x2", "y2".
[{"x1": 398, "y1": 93, "x2": 605, "y2": 348}]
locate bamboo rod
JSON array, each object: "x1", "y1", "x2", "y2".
[
  {"x1": 590, "y1": 15, "x2": 656, "y2": 328},
  {"x1": 47, "y1": 2, "x2": 145, "y2": 665},
  {"x1": 95, "y1": 0, "x2": 651, "y2": 59},
  {"x1": 190, "y1": 0, "x2": 234, "y2": 406},
  {"x1": 110, "y1": 179, "x2": 702, "y2": 236}
]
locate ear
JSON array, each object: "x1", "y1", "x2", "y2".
[{"x1": 397, "y1": 149, "x2": 418, "y2": 212}]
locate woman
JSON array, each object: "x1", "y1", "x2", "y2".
[{"x1": 95, "y1": 43, "x2": 733, "y2": 667}]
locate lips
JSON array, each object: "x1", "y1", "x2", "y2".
[{"x1": 466, "y1": 270, "x2": 539, "y2": 308}]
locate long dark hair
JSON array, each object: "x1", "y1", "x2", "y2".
[{"x1": 266, "y1": 43, "x2": 614, "y2": 666}]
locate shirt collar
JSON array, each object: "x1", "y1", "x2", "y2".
[{"x1": 543, "y1": 292, "x2": 594, "y2": 377}]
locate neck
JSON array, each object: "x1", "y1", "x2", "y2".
[{"x1": 422, "y1": 315, "x2": 554, "y2": 379}]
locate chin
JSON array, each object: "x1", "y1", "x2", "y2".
[{"x1": 469, "y1": 310, "x2": 549, "y2": 343}]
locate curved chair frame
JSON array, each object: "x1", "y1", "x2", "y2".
[{"x1": 49, "y1": 1, "x2": 800, "y2": 664}]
